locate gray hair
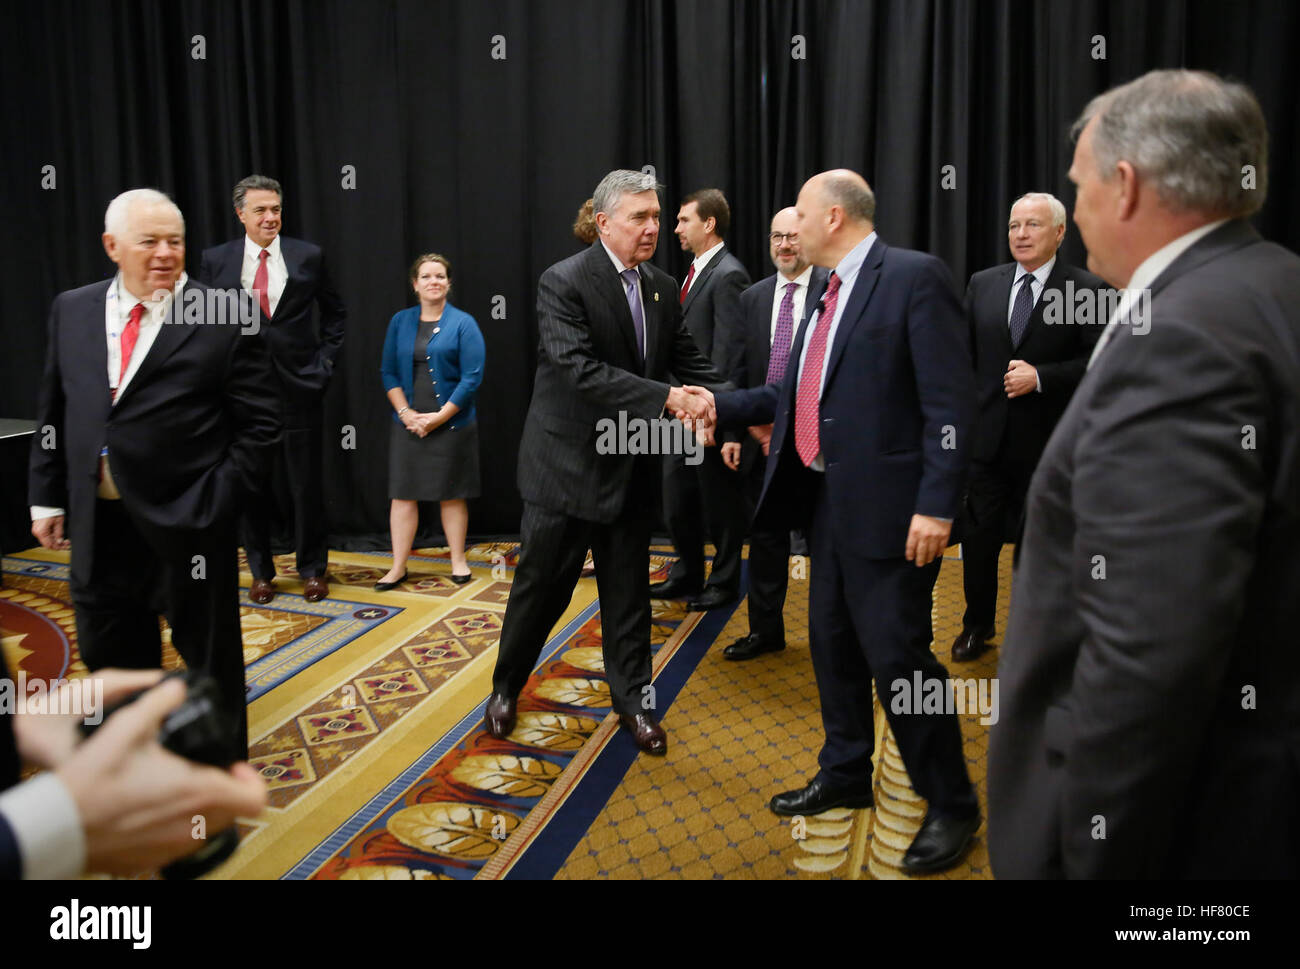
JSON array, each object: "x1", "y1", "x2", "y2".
[
  {"x1": 821, "y1": 173, "x2": 876, "y2": 223},
  {"x1": 103, "y1": 188, "x2": 184, "y2": 238},
  {"x1": 1011, "y1": 192, "x2": 1066, "y2": 228},
  {"x1": 233, "y1": 174, "x2": 283, "y2": 212},
  {"x1": 1071, "y1": 69, "x2": 1268, "y2": 218},
  {"x1": 593, "y1": 170, "x2": 661, "y2": 218}
]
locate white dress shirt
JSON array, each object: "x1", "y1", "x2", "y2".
[
  {"x1": 0, "y1": 773, "x2": 85, "y2": 879},
  {"x1": 241, "y1": 233, "x2": 287, "y2": 317},
  {"x1": 796, "y1": 232, "x2": 877, "y2": 470},
  {"x1": 1088, "y1": 219, "x2": 1228, "y2": 367},
  {"x1": 770, "y1": 265, "x2": 814, "y2": 346}
]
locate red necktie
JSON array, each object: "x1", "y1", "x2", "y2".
[
  {"x1": 679, "y1": 263, "x2": 695, "y2": 304},
  {"x1": 794, "y1": 272, "x2": 841, "y2": 466},
  {"x1": 117, "y1": 302, "x2": 145, "y2": 392},
  {"x1": 253, "y1": 248, "x2": 271, "y2": 318}
]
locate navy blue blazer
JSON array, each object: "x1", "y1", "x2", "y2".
[
  {"x1": 715, "y1": 237, "x2": 975, "y2": 559},
  {"x1": 380, "y1": 303, "x2": 485, "y2": 428}
]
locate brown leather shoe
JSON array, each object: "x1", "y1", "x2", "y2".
[
  {"x1": 618, "y1": 713, "x2": 667, "y2": 756},
  {"x1": 303, "y1": 576, "x2": 329, "y2": 602},
  {"x1": 952, "y1": 629, "x2": 994, "y2": 662},
  {"x1": 249, "y1": 578, "x2": 275, "y2": 604},
  {"x1": 485, "y1": 693, "x2": 516, "y2": 739}
]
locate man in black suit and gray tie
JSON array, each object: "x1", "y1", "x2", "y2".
[
  {"x1": 198, "y1": 175, "x2": 347, "y2": 604},
  {"x1": 652, "y1": 189, "x2": 751, "y2": 611},
  {"x1": 989, "y1": 69, "x2": 1300, "y2": 878},
  {"x1": 721, "y1": 206, "x2": 827, "y2": 660},
  {"x1": 952, "y1": 193, "x2": 1103, "y2": 663},
  {"x1": 485, "y1": 170, "x2": 729, "y2": 755}
]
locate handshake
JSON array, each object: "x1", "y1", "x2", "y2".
[{"x1": 665, "y1": 385, "x2": 719, "y2": 445}]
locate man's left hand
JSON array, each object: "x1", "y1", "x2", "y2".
[
  {"x1": 1004, "y1": 360, "x2": 1038, "y2": 398},
  {"x1": 905, "y1": 514, "x2": 952, "y2": 567},
  {"x1": 13, "y1": 669, "x2": 166, "y2": 770},
  {"x1": 720, "y1": 442, "x2": 741, "y2": 470}
]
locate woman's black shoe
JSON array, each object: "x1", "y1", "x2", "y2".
[
  {"x1": 449, "y1": 572, "x2": 473, "y2": 585},
  {"x1": 373, "y1": 571, "x2": 408, "y2": 591}
]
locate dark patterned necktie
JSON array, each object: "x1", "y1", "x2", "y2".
[
  {"x1": 765, "y1": 281, "x2": 797, "y2": 384},
  {"x1": 1009, "y1": 272, "x2": 1035, "y2": 347}
]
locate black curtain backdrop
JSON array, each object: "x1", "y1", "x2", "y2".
[{"x1": 4, "y1": 0, "x2": 1297, "y2": 544}]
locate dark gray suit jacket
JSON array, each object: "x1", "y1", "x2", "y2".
[
  {"x1": 966, "y1": 258, "x2": 1104, "y2": 463},
  {"x1": 678, "y1": 245, "x2": 750, "y2": 370},
  {"x1": 988, "y1": 219, "x2": 1300, "y2": 878},
  {"x1": 517, "y1": 241, "x2": 728, "y2": 522}
]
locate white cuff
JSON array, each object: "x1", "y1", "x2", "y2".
[
  {"x1": 30, "y1": 506, "x2": 65, "y2": 521},
  {"x1": 0, "y1": 772, "x2": 86, "y2": 879}
]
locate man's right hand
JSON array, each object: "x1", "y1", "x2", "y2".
[
  {"x1": 55, "y1": 677, "x2": 268, "y2": 876},
  {"x1": 32, "y1": 515, "x2": 70, "y2": 551}
]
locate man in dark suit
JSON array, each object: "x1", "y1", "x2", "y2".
[
  {"x1": 484, "y1": 170, "x2": 728, "y2": 755},
  {"x1": 687, "y1": 170, "x2": 981, "y2": 873},
  {"x1": 198, "y1": 174, "x2": 346, "y2": 604},
  {"x1": 721, "y1": 206, "x2": 827, "y2": 660},
  {"x1": 989, "y1": 69, "x2": 1300, "y2": 878},
  {"x1": 29, "y1": 188, "x2": 281, "y2": 760},
  {"x1": 651, "y1": 189, "x2": 751, "y2": 611},
  {"x1": 953, "y1": 193, "x2": 1104, "y2": 662}
]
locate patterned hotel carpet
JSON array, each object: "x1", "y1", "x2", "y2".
[
  {"x1": 2, "y1": 540, "x2": 1008, "y2": 880},
  {"x1": 555, "y1": 544, "x2": 1007, "y2": 880}
]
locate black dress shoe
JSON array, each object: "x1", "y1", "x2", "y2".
[
  {"x1": 373, "y1": 570, "x2": 408, "y2": 591},
  {"x1": 952, "y1": 628, "x2": 995, "y2": 662},
  {"x1": 687, "y1": 587, "x2": 738, "y2": 611},
  {"x1": 769, "y1": 776, "x2": 874, "y2": 817},
  {"x1": 648, "y1": 576, "x2": 703, "y2": 599},
  {"x1": 724, "y1": 633, "x2": 786, "y2": 661},
  {"x1": 901, "y1": 811, "x2": 980, "y2": 874},
  {"x1": 618, "y1": 713, "x2": 667, "y2": 755},
  {"x1": 485, "y1": 693, "x2": 516, "y2": 739},
  {"x1": 449, "y1": 572, "x2": 473, "y2": 585}
]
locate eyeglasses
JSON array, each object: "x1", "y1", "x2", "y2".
[{"x1": 770, "y1": 232, "x2": 799, "y2": 244}]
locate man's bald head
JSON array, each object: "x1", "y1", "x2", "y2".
[{"x1": 795, "y1": 169, "x2": 877, "y2": 268}]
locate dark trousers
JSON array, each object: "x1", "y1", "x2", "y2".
[
  {"x1": 807, "y1": 478, "x2": 977, "y2": 817},
  {"x1": 662, "y1": 445, "x2": 746, "y2": 593},
  {"x1": 494, "y1": 500, "x2": 654, "y2": 717},
  {"x1": 742, "y1": 451, "x2": 790, "y2": 645},
  {"x1": 243, "y1": 404, "x2": 328, "y2": 580},
  {"x1": 71, "y1": 499, "x2": 249, "y2": 760},
  {"x1": 960, "y1": 443, "x2": 1034, "y2": 635}
]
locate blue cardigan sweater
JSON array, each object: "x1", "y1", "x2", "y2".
[{"x1": 380, "y1": 303, "x2": 485, "y2": 428}]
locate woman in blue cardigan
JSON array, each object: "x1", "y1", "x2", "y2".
[{"x1": 377, "y1": 253, "x2": 485, "y2": 589}]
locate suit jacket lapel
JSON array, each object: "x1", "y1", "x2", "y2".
[
  {"x1": 681, "y1": 247, "x2": 724, "y2": 315},
  {"x1": 989, "y1": 264, "x2": 1015, "y2": 357},
  {"x1": 117, "y1": 282, "x2": 197, "y2": 403},
  {"x1": 823, "y1": 240, "x2": 884, "y2": 390},
  {"x1": 273, "y1": 237, "x2": 300, "y2": 322},
  {"x1": 585, "y1": 243, "x2": 642, "y2": 368},
  {"x1": 754, "y1": 276, "x2": 778, "y2": 380},
  {"x1": 83, "y1": 283, "x2": 111, "y2": 405}
]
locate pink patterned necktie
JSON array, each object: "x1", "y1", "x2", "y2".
[
  {"x1": 253, "y1": 248, "x2": 271, "y2": 318},
  {"x1": 793, "y1": 272, "x2": 841, "y2": 466}
]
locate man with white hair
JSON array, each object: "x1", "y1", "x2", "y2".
[
  {"x1": 989, "y1": 69, "x2": 1300, "y2": 877},
  {"x1": 28, "y1": 188, "x2": 280, "y2": 761},
  {"x1": 952, "y1": 192, "x2": 1104, "y2": 663}
]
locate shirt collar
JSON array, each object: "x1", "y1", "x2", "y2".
[
  {"x1": 1126, "y1": 219, "x2": 1227, "y2": 295},
  {"x1": 601, "y1": 239, "x2": 637, "y2": 276},
  {"x1": 1015, "y1": 254, "x2": 1056, "y2": 285},
  {"x1": 244, "y1": 233, "x2": 282, "y2": 262},
  {"x1": 692, "y1": 240, "x2": 725, "y2": 274},
  {"x1": 112, "y1": 272, "x2": 187, "y2": 320},
  {"x1": 778, "y1": 265, "x2": 814, "y2": 290},
  {"x1": 831, "y1": 231, "x2": 877, "y2": 289}
]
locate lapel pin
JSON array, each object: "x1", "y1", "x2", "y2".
[{"x1": 654, "y1": 292, "x2": 660, "y2": 302}]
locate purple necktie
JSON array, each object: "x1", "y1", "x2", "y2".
[
  {"x1": 766, "y1": 281, "x2": 797, "y2": 384},
  {"x1": 621, "y1": 268, "x2": 645, "y2": 365}
]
